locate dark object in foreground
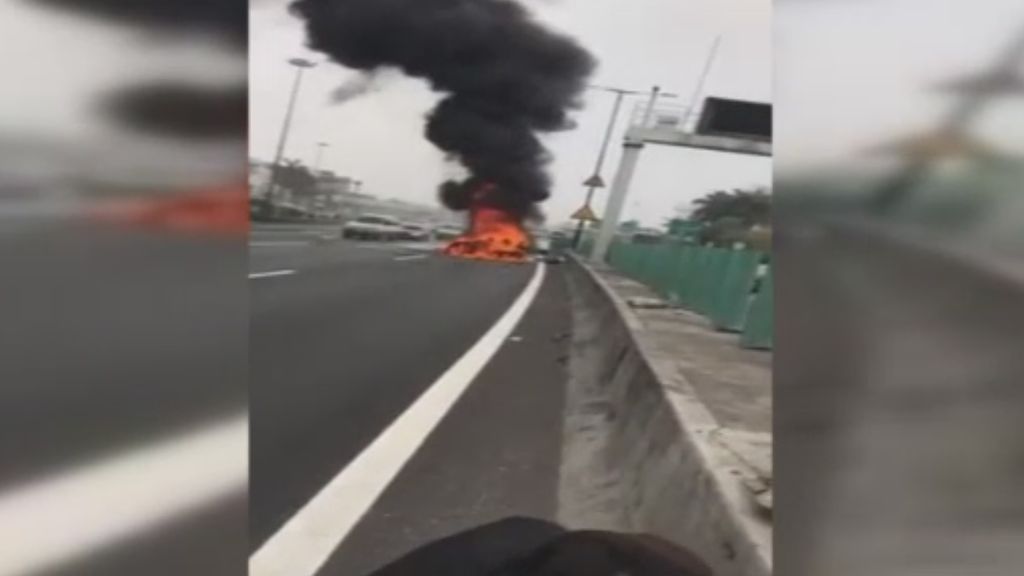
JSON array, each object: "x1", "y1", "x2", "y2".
[{"x1": 364, "y1": 517, "x2": 712, "y2": 576}]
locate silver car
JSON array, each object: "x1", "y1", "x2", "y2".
[{"x1": 342, "y1": 214, "x2": 405, "y2": 241}]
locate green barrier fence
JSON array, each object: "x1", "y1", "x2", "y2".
[
  {"x1": 710, "y1": 250, "x2": 763, "y2": 332},
  {"x1": 668, "y1": 246, "x2": 697, "y2": 305},
  {"x1": 603, "y1": 240, "x2": 773, "y2": 350},
  {"x1": 740, "y1": 267, "x2": 773, "y2": 349}
]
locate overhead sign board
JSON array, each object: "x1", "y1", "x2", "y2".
[{"x1": 697, "y1": 97, "x2": 772, "y2": 142}]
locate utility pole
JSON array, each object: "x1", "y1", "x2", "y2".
[
  {"x1": 681, "y1": 35, "x2": 722, "y2": 130},
  {"x1": 265, "y1": 58, "x2": 317, "y2": 208},
  {"x1": 869, "y1": 27, "x2": 1024, "y2": 213},
  {"x1": 313, "y1": 142, "x2": 329, "y2": 174},
  {"x1": 573, "y1": 85, "x2": 678, "y2": 249},
  {"x1": 591, "y1": 85, "x2": 670, "y2": 263}
]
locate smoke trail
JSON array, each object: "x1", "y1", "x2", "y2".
[
  {"x1": 330, "y1": 71, "x2": 383, "y2": 104},
  {"x1": 289, "y1": 0, "x2": 595, "y2": 219}
]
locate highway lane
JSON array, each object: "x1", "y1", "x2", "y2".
[
  {"x1": 776, "y1": 222, "x2": 1024, "y2": 575},
  {"x1": 313, "y1": 262, "x2": 572, "y2": 576},
  {"x1": 0, "y1": 222, "x2": 247, "y2": 489},
  {"x1": 0, "y1": 219, "x2": 570, "y2": 575},
  {"x1": 250, "y1": 222, "x2": 340, "y2": 248},
  {"x1": 249, "y1": 223, "x2": 574, "y2": 576},
  {"x1": 0, "y1": 219, "x2": 248, "y2": 575},
  {"x1": 250, "y1": 235, "x2": 547, "y2": 552}
]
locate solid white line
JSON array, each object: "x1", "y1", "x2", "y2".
[
  {"x1": 394, "y1": 254, "x2": 428, "y2": 261},
  {"x1": 250, "y1": 263, "x2": 546, "y2": 576},
  {"x1": 249, "y1": 270, "x2": 296, "y2": 279},
  {"x1": 249, "y1": 241, "x2": 309, "y2": 247},
  {"x1": 0, "y1": 414, "x2": 247, "y2": 576}
]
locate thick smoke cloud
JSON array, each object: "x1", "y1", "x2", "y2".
[
  {"x1": 290, "y1": 0, "x2": 596, "y2": 219},
  {"x1": 28, "y1": 0, "x2": 246, "y2": 140},
  {"x1": 102, "y1": 84, "x2": 247, "y2": 139}
]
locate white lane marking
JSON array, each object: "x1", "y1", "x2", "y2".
[
  {"x1": 249, "y1": 270, "x2": 296, "y2": 279},
  {"x1": 249, "y1": 241, "x2": 309, "y2": 247},
  {"x1": 0, "y1": 414, "x2": 247, "y2": 576},
  {"x1": 394, "y1": 254, "x2": 428, "y2": 262},
  {"x1": 250, "y1": 263, "x2": 546, "y2": 576}
]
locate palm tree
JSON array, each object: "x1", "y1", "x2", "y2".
[
  {"x1": 273, "y1": 159, "x2": 318, "y2": 197},
  {"x1": 691, "y1": 187, "x2": 771, "y2": 227},
  {"x1": 690, "y1": 187, "x2": 771, "y2": 246}
]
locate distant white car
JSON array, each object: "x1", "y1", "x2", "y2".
[
  {"x1": 533, "y1": 234, "x2": 552, "y2": 254},
  {"x1": 433, "y1": 225, "x2": 464, "y2": 241},
  {"x1": 342, "y1": 214, "x2": 405, "y2": 240},
  {"x1": 530, "y1": 232, "x2": 564, "y2": 263},
  {"x1": 399, "y1": 223, "x2": 431, "y2": 241}
]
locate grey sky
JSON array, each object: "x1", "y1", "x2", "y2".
[
  {"x1": 250, "y1": 0, "x2": 772, "y2": 226},
  {"x1": 4, "y1": 0, "x2": 1021, "y2": 207},
  {"x1": 776, "y1": 0, "x2": 1024, "y2": 175},
  {"x1": 0, "y1": 1, "x2": 246, "y2": 186}
]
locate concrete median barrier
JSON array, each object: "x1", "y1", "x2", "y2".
[{"x1": 559, "y1": 254, "x2": 772, "y2": 576}]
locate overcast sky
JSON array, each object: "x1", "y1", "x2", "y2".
[
  {"x1": 776, "y1": 0, "x2": 1024, "y2": 176},
  {"x1": 0, "y1": 1, "x2": 246, "y2": 185},
  {"x1": 250, "y1": 0, "x2": 773, "y2": 226},
  {"x1": 4, "y1": 0, "x2": 1019, "y2": 215}
]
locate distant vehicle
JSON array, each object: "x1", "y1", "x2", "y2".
[
  {"x1": 433, "y1": 225, "x2": 464, "y2": 241},
  {"x1": 399, "y1": 223, "x2": 431, "y2": 241},
  {"x1": 529, "y1": 231, "x2": 563, "y2": 263},
  {"x1": 532, "y1": 233, "x2": 552, "y2": 254},
  {"x1": 342, "y1": 214, "x2": 405, "y2": 240}
]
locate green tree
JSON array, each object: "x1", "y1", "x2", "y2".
[
  {"x1": 619, "y1": 220, "x2": 640, "y2": 233},
  {"x1": 691, "y1": 187, "x2": 770, "y2": 227},
  {"x1": 690, "y1": 187, "x2": 771, "y2": 246},
  {"x1": 273, "y1": 159, "x2": 318, "y2": 197}
]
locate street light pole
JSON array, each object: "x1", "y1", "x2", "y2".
[
  {"x1": 869, "y1": 26, "x2": 1024, "y2": 212},
  {"x1": 313, "y1": 141, "x2": 329, "y2": 174},
  {"x1": 265, "y1": 58, "x2": 317, "y2": 206},
  {"x1": 681, "y1": 35, "x2": 722, "y2": 130},
  {"x1": 572, "y1": 85, "x2": 677, "y2": 249},
  {"x1": 572, "y1": 89, "x2": 631, "y2": 248},
  {"x1": 591, "y1": 85, "x2": 670, "y2": 263}
]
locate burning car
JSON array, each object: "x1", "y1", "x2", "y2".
[{"x1": 442, "y1": 184, "x2": 530, "y2": 263}]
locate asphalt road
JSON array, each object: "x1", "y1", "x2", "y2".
[
  {"x1": 11, "y1": 214, "x2": 1021, "y2": 575},
  {"x1": 1, "y1": 219, "x2": 570, "y2": 576},
  {"x1": 775, "y1": 221, "x2": 1024, "y2": 575},
  {"x1": 250, "y1": 225, "x2": 572, "y2": 575},
  {"x1": 0, "y1": 218, "x2": 248, "y2": 575}
]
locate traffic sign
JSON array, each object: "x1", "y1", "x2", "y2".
[
  {"x1": 583, "y1": 175, "x2": 605, "y2": 188},
  {"x1": 571, "y1": 204, "x2": 599, "y2": 222}
]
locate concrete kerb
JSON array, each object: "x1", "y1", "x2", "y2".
[{"x1": 560, "y1": 253, "x2": 771, "y2": 576}]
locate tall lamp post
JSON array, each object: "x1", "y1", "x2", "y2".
[
  {"x1": 572, "y1": 85, "x2": 677, "y2": 249},
  {"x1": 313, "y1": 141, "x2": 330, "y2": 174},
  {"x1": 265, "y1": 57, "x2": 317, "y2": 207}
]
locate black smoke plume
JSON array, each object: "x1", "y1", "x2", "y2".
[
  {"x1": 290, "y1": 0, "x2": 596, "y2": 220},
  {"x1": 28, "y1": 0, "x2": 245, "y2": 140},
  {"x1": 102, "y1": 83, "x2": 247, "y2": 139}
]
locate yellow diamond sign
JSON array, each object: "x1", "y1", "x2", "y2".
[{"x1": 571, "y1": 204, "x2": 599, "y2": 222}]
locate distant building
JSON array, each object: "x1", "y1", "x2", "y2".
[
  {"x1": 248, "y1": 160, "x2": 272, "y2": 199},
  {"x1": 249, "y1": 158, "x2": 458, "y2": 224}
]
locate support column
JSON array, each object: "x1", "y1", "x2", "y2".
[{"x1": 590, "y1": 140, "x2": 644, "y2": 263}]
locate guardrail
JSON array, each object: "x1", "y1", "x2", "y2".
[{"x1": 602, "y1": 241, "x2": 773, "y2": 349}]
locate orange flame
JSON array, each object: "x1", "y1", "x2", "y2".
[
  {"x1": 90, "y1": 183, "x2": 250, "y2": 235},
  {"x1": 443, "y1": 185, "x2": 529, "y2": 263}
]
